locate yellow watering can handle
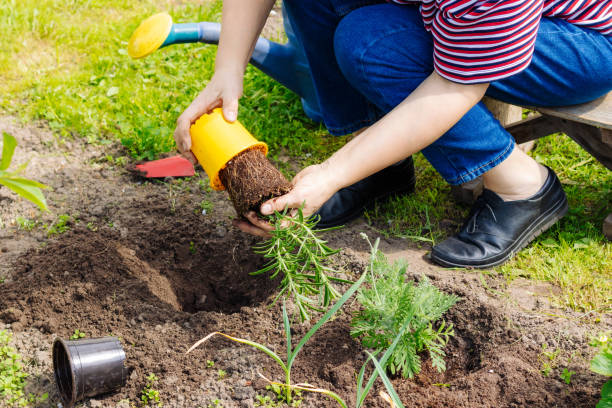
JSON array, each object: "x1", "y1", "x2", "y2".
[{"x1": 190, "y1": 109, "x2": 268, "y2": 191}]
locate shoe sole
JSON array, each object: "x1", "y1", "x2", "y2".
[
  {"x1": 315, "y1": 177, "x2": 416, "y2": 230},
  {"x1": 430, "y1": 194, "x2": 569, "y2": 269}
]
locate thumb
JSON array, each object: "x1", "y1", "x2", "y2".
[
  {"x1": 260, "y1": 192, "x2": 301, "y2": 216},
  {"x1": 222, "y1": 97, "x2": 239, "y2": 122}
]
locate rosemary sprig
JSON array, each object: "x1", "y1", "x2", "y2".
[{"x1": 252, "y1": 208, "x2": 351, "y2": 321}]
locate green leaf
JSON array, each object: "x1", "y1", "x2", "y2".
[
  {"x1": 1, "y1": 132, "x2": 17, "y2": 171},
  {"x1": 0, "y1": 177, "x2": 48, "y2": 210},
  {"x1": 591, "y1": 350, "x2": 612, "y2": 376},
  {"x1": 366, "y1": 351, "x2": 405, "y2": 408},
  {"x1": 287, "y1": 268, "x2": 367, "y2": 370}
]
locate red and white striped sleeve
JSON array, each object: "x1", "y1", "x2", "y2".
[{"x1": 431, "y1": 0, "x2": 544, "y2": 83}]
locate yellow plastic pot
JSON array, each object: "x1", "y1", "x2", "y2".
[{"x1": 190, "y1": 108, "x2": 268, "y2": 190}]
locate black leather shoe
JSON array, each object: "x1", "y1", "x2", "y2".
[
  {"x1": 430, "y1": 166, "x2": 568, "y2": 268},
  {"x1": 314, "y1": 157, "x2": 416, "y2": 229}
]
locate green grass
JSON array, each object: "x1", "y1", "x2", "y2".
[
  {"x1": 0, "y1": 0, "x2": 339, "y2": 164},
  {"x1": 0, "y1": 1, "x2": 609, "y2": 313}
]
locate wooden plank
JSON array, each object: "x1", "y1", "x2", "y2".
[{"x1": 534, "y1": 93, "x2": 612, "y2": 129}]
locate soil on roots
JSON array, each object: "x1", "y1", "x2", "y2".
[{"x1": 219, "y1": 148, "x2": 292, "y2": 216}]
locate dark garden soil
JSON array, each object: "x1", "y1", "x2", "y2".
[{"x1": 0, "y1": 116, "x2": 608, "y2": 408}]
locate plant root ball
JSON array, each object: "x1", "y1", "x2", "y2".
[{"x1": 219, "y1": 148, "x2": 292, "y2": 216}]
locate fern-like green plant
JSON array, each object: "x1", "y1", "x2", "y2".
[
  {"x1": 351, "y1": 235, "x2": 459, "y2": 378},
  {"x1": 0, "y1": 132, "x2": 48, "y2": 211}
]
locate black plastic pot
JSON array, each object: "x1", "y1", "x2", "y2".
[{"x1": 53, "y1": 337, "x2": 127, "y2": 407}]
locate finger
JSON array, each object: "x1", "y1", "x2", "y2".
[
  {"x1": 260, "y1": 192, "x2": 301, "y2": 216},
  {"x1": 244, "y1": 211, "x2": 274, "y2": 232},
  {"x1": 222, "y1": 96, "x2": 239, "y2": 122},
  {"x1": 174, "y1": 94, "x2": 219, "y2": 153},
  {"x1": 232, "y1": 219, "x2": 271, "y2": 238}
]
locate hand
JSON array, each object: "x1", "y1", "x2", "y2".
[
  {"x1": 234, "y1": 163, "x2": 341, "y2": 237},
  {"x1": 174, "y1": 70, "x2": 243, "y2": 163}
]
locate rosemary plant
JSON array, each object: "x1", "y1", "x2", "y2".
[{"x1": 252, "y1": 208, "x2": 351, "y2": 321}]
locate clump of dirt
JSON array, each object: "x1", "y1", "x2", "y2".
[{"x1": 219, "y1": 148, "x2": 292, "y2": 216}]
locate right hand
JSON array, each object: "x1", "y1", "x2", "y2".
[{"x1": 174, "y1": 70, "x2": 243, "y2": 163}]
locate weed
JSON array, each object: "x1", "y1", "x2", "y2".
[
  {"x1": 0, "y1": 132, "x2": 48, "y2": 211},
  {"x1": 206, "y1": 360, "x2": 215, "y2": 368},
  {"x1": 198, "y1": 199, "x2": 214, "y2": 215},
  {"x1": 189, "y1": 241, "x2": 196, "y2": 255},
  {"x1": 253, "y1": 208, "x2": 351, "y2": 321},
  {"x1": 255, "y1": 394, "x2": 281, "y2": 407},
  {"x1": 217, "y1": 369, "x2": 227, "y2": 380},
  {"x1": 560, "y1": 367, "x2": 575, "y2": 384},
  {"x1": 0, "y1": 330, "x2": 48, "y2": 406},
  {"x1": 46, "y1": 214, "x2": 74, "y2": 236},
  {"x1": 70, "y1": 329, "x2": 86, "y2": 340},
  {"x1": 266, "y1": 384, "x2": 301, "y2": 406},
  {"x1": 207, "y1": 399, "x2": 223, "y2": 408},
  {"x1": 351, "y1": 234, "x2": 459, "y2": 378},
  {"x1": 140, "y1": 373, "x2": 161, "y2": 407},
  {"x1": 589, "y1": 332, "x2": 611, "y2": 407},
  {"x1": 86, "y1": 221, "x2": 98, "y2": 231},
  {"x1": 539, "y1": 343, "x2": 560, "y2": 377},
  {"x1": 15, "y1": 216, "x2": 37, "y2": 231}
]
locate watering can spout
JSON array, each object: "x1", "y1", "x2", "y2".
[{"x1": 128, "y1": 12, "x2": 322, "y2": 122}]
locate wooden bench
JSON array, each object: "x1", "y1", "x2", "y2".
[{"x1": 452, "y1": 93, "x2": 612, "y2": 239}]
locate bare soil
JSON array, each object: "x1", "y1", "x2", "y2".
[{"x1": 0, "y1": 116, "x2": 608, "y2": 408}]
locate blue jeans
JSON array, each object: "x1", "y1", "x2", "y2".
[{"x1": 283, "y1": 0, "x2": 612, "y2": 185}]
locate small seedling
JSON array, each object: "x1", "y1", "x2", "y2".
[
  {"x1": 15, "y1": 216, "x2": 38, "y2": 231},
  {"x1": 266, "y1": 384, "x2": 302, "y2": 406},
  {"x1": 589, "y1": 332, "x2": 611, "y2": 408},
  {"x1": 189, "y1": 241, "x2": 196, "y2": 255},
  {"x1": 86, "y1": 222, "x2": 98, "y2": 231},
  {"x1": 253, "y1": 208, "x2": 352, "y2": 321},
  {"x1": 46, "y1": 214, "x2": 74, "y2": 236},
  {"x1": 198, "y1": 199, "x2": 214, "y2": 215},
  {"x1": 539, "y1": 343, "x2": 560, "y2": 377},
  {"x1": 206, "y1": 399, "x2": 223, "y2": 408},
  {"x1": 255, "y1": 394, "x2": 280, "y2": 407},
  {"x1": 217, "y1": 369, "x2": 227, "y2": 380},
  {"x1": 0, "y1": 132, "x2": 48, "y2": 211},
  {"x1": 206, "y1": 360, "x2": 215, "y2": 368},
  {"x1": 140, "y1": 373, "x2": 161, "y2": 407},
  {"x1": 560, "y1": 368, "x2": 575, "y2": 384},
  {"x1": 69, "y1": 329, "x2": 86, "y2": 340},
  {"x1": 0, "y1": 330, "x2": 48, "y2": 406}
]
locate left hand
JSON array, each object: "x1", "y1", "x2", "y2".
[{"x1": 233, "y1": 162, "x2": 340, "y2": 237}]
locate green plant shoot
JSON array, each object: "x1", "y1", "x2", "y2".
[
  {"x1": 0, "y1": 132, "x2": 48, "y2": 211},
  {"x1": 590, "y1": 332, "x2": 612, "y2": 408},
  {"x1": 188, "y1": 238, "x2": 407, "y2": 408},
  {"x1": 252, "y1": 208, "x2": 352, "y2": 321},
  {"x1": 351, "y1": 234, "x2": 459, "y2": 379}
]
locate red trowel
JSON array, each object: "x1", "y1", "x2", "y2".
[{"x1": 129, "y1": 155, "x2": 195, "y2": 178}]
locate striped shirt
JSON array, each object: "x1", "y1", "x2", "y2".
[{"x1": 391, "y1": 0, "x2": 612, "y2": 83}]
